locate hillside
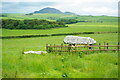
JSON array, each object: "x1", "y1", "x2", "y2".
[
  {"x1": 0, "y1": 13, "x2": 76, "y2": 20},
  {"x1": 34, "y1": 7, "x2": 63, "y2": 14},
  {"x1": 64, "y1": 12, "x2": 76, "y2": 15},
  {"x1": 32, "y1": 7, "x2": 76, "y2": 15}
]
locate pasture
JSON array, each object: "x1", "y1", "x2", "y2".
[
  {"x1": 0, "y1": 13, "x2": 76, "y2": 20},
  {"x1": 2, "y1": 33, "x2": 118, "y2": 78},
  {"x1": 1, "y1": 14, "x2": 118, "y2": 78},
  {"x1": 1, "y1": 14, "x2": 118, "y2": 37},
  {"x1": 2, "y1": 21, "x2": 118, "y2": 37}
]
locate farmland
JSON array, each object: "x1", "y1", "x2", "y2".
[
  {"x1": 0, "y1": 13, "x2": 76, "y2": 20},
  {"x1": 2, "y1": 23, "x2": 117, "y2": 37},
  {"x1": 1, "y1": 14, "x2": 118, "y2": 37},
  {"x1": 2, "y1": 33, "x2": 118, "y2": 78},
  {"x1": 1, "y1": 13, "x2": 118, "y2": 78}
]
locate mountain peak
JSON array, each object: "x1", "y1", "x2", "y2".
[{"x1": 34, "y1": 7, "x2": 63, "y2": 14}]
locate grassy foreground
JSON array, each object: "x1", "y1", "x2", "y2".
[
  {"x1": 1, "y1": 14, "x2": 118, "y2": 78},
  {"x1": 2, "y1": 52, "x2": 118, "y2": 78},
  {"x1": 2, "y1": 33, "x2": 118, "y2": 78}
]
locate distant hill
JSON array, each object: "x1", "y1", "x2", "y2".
[
  {"x1": 34, "y1": 7, "x2": 63, "y2": 14},
  {"x1": 33, "y1": 7, "x2": 77, "y2": 15},
  {"x1": 64, "y1": 12, "x2": 76, "y2": 15}
]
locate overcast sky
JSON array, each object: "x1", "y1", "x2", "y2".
[{"x1": 1, "y1": 0, "x2": 119, "y2": 16}]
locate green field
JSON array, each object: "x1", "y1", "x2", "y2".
[
  {"x1": 3, "y1": 52, "x2": 118, "y2": 78},
  {"x1": 2, "y1": 22, "x2": 118, "y2": 37},
  {"x1": 1, "y1": 14, "x2": 118, "y2": 37},
  {"x1": 2, "y1": 33, "x2": 118, "y2": 78},
  {"x1": 1, "y1": 13, "x2": 118, "y2": 78},
  {"x1": 1, "y1": 13, "x2": 76, "y2": 20}
]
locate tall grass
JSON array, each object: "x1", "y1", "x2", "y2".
[
  {"x1": 1, "y1": 14, "x2": 118, "y2": 78},
  {"x1": 2, "y1": 33, "x2": 118, "y2": 78},
  {"x1": 2, "y1": 52, "x2": 118, "y2": 78},
  {"x1": 0, "y1": 39, "x2": 2, "y2": 79}
]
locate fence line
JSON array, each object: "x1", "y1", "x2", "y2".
[
  {"x1": 46, "y1": 42, "x2": 120, "y2": 53},
  {"x1": 1, "y1": 31, "x2": 118, "y2": 39}
]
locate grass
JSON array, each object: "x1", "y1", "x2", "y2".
[
  {"x1": 1, "y1": 13, "x2": 118, "y2": 22},
  {"x1": 2, "y1": 52, "x2": 118, "y2": 78},
  {"x1": 2, "y1": 33, "x2": 118, "y2": 78},
  {"x1": 0, "y1": 39, "x2": 2, "y2": 79},
  {"x1": 0, "y1": 13, "x2": 76, "y2": 20},
  {"x1": 0, "y1": 29, "x2": 2, "y2": 79},
  {"x1": 1, "y1": 14, "x2": 118, "y2": 78},
  {"x1": 2, "y1": 22, "x2": 118, "y2": 37},
  {"x1": 2, "y1": 33, "x2": 118, "y2": 51},
  {"x1": 1, "y1": 14, "x2": 118, "y2": 37}
]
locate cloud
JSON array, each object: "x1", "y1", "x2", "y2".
[
  {"x1": 52, "y1": 0, "x2": 118, "y2": 16},
  {"x1": 81, "y1": 7, "x2": 117, "y2": 15},
  {"x1": 2, "y1": 0, "x2": 58, "y2": 2},
  {"x1": 2, "y1": 2, "x2": 57, "y2": 13},
  {"x1": 1, "y1": 0, "x2": 119, "y2": 16}
]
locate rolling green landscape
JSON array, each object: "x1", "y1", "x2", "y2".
[
  {"x1": 1, "y1": 14, "x2": 118, "y2": 37},
  {"x1": 1, "y1": 9, "x2": 118, "y2": 78},
  {"x1": 2, "y1": 33, "x2": 118, "y2": 78}
]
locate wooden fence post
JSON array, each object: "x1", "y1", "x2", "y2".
[
  {"x1": 46, "y1": 43, "x2": 120, "y2": 53},
  {"x1": 54, "y1": 44, "x2": 56, "y2": 52},
  {"x1": 61, "y1": 44, "x2": 63, "y2": 52},
  {"x1": 118, "y1": 42, "x2": 119, "y2": 51},
  {"x1": 50, "y1": 44, "x2": 52, "y2": 52},
  {"x1": 104, "y1": 42, "x2": 106, "y2": 50},
  {"x1": 99, "y1": 43, "x2": 101, "y2": 52},
  {"x1": 107, "y1": 43, "x2": 108, "y2": 50},
  {"x1": 86, "y1": 43, "x2": 88, "y2": 55},
  {"x1": 46, "y1": 44, "x2": 48, "y2": 52},
  {"x1": 68, "y1": 44, "x2": 71, "y2": 55}
]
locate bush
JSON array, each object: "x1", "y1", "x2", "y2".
[
  {"x1": 2, "y1": 19, "x2": 67, "y2": 29},
  {"x1": 57, "y1": 19, "x2": 78, "y2": 24}
]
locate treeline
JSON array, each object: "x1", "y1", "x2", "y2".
[
  {"x1": 1, "y1": 19, "x2": 68, "y2": 29},
  {"x1": 57, "y1": 19, "x2": 88, "y2": 24},
  {"x1": 57, "y1": 19, "x2": 78, "y2": 24},
  {"x1": 0, "y1": 14, "x2": 7, "y2": 17}
]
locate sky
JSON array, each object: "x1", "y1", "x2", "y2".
[{"x1": 1, "y1": 0, "x2": 119, "y2": 16}]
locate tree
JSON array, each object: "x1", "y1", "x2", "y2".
[{"x1": 2, "y1": 19, "x2": 67, "y2": 29}]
